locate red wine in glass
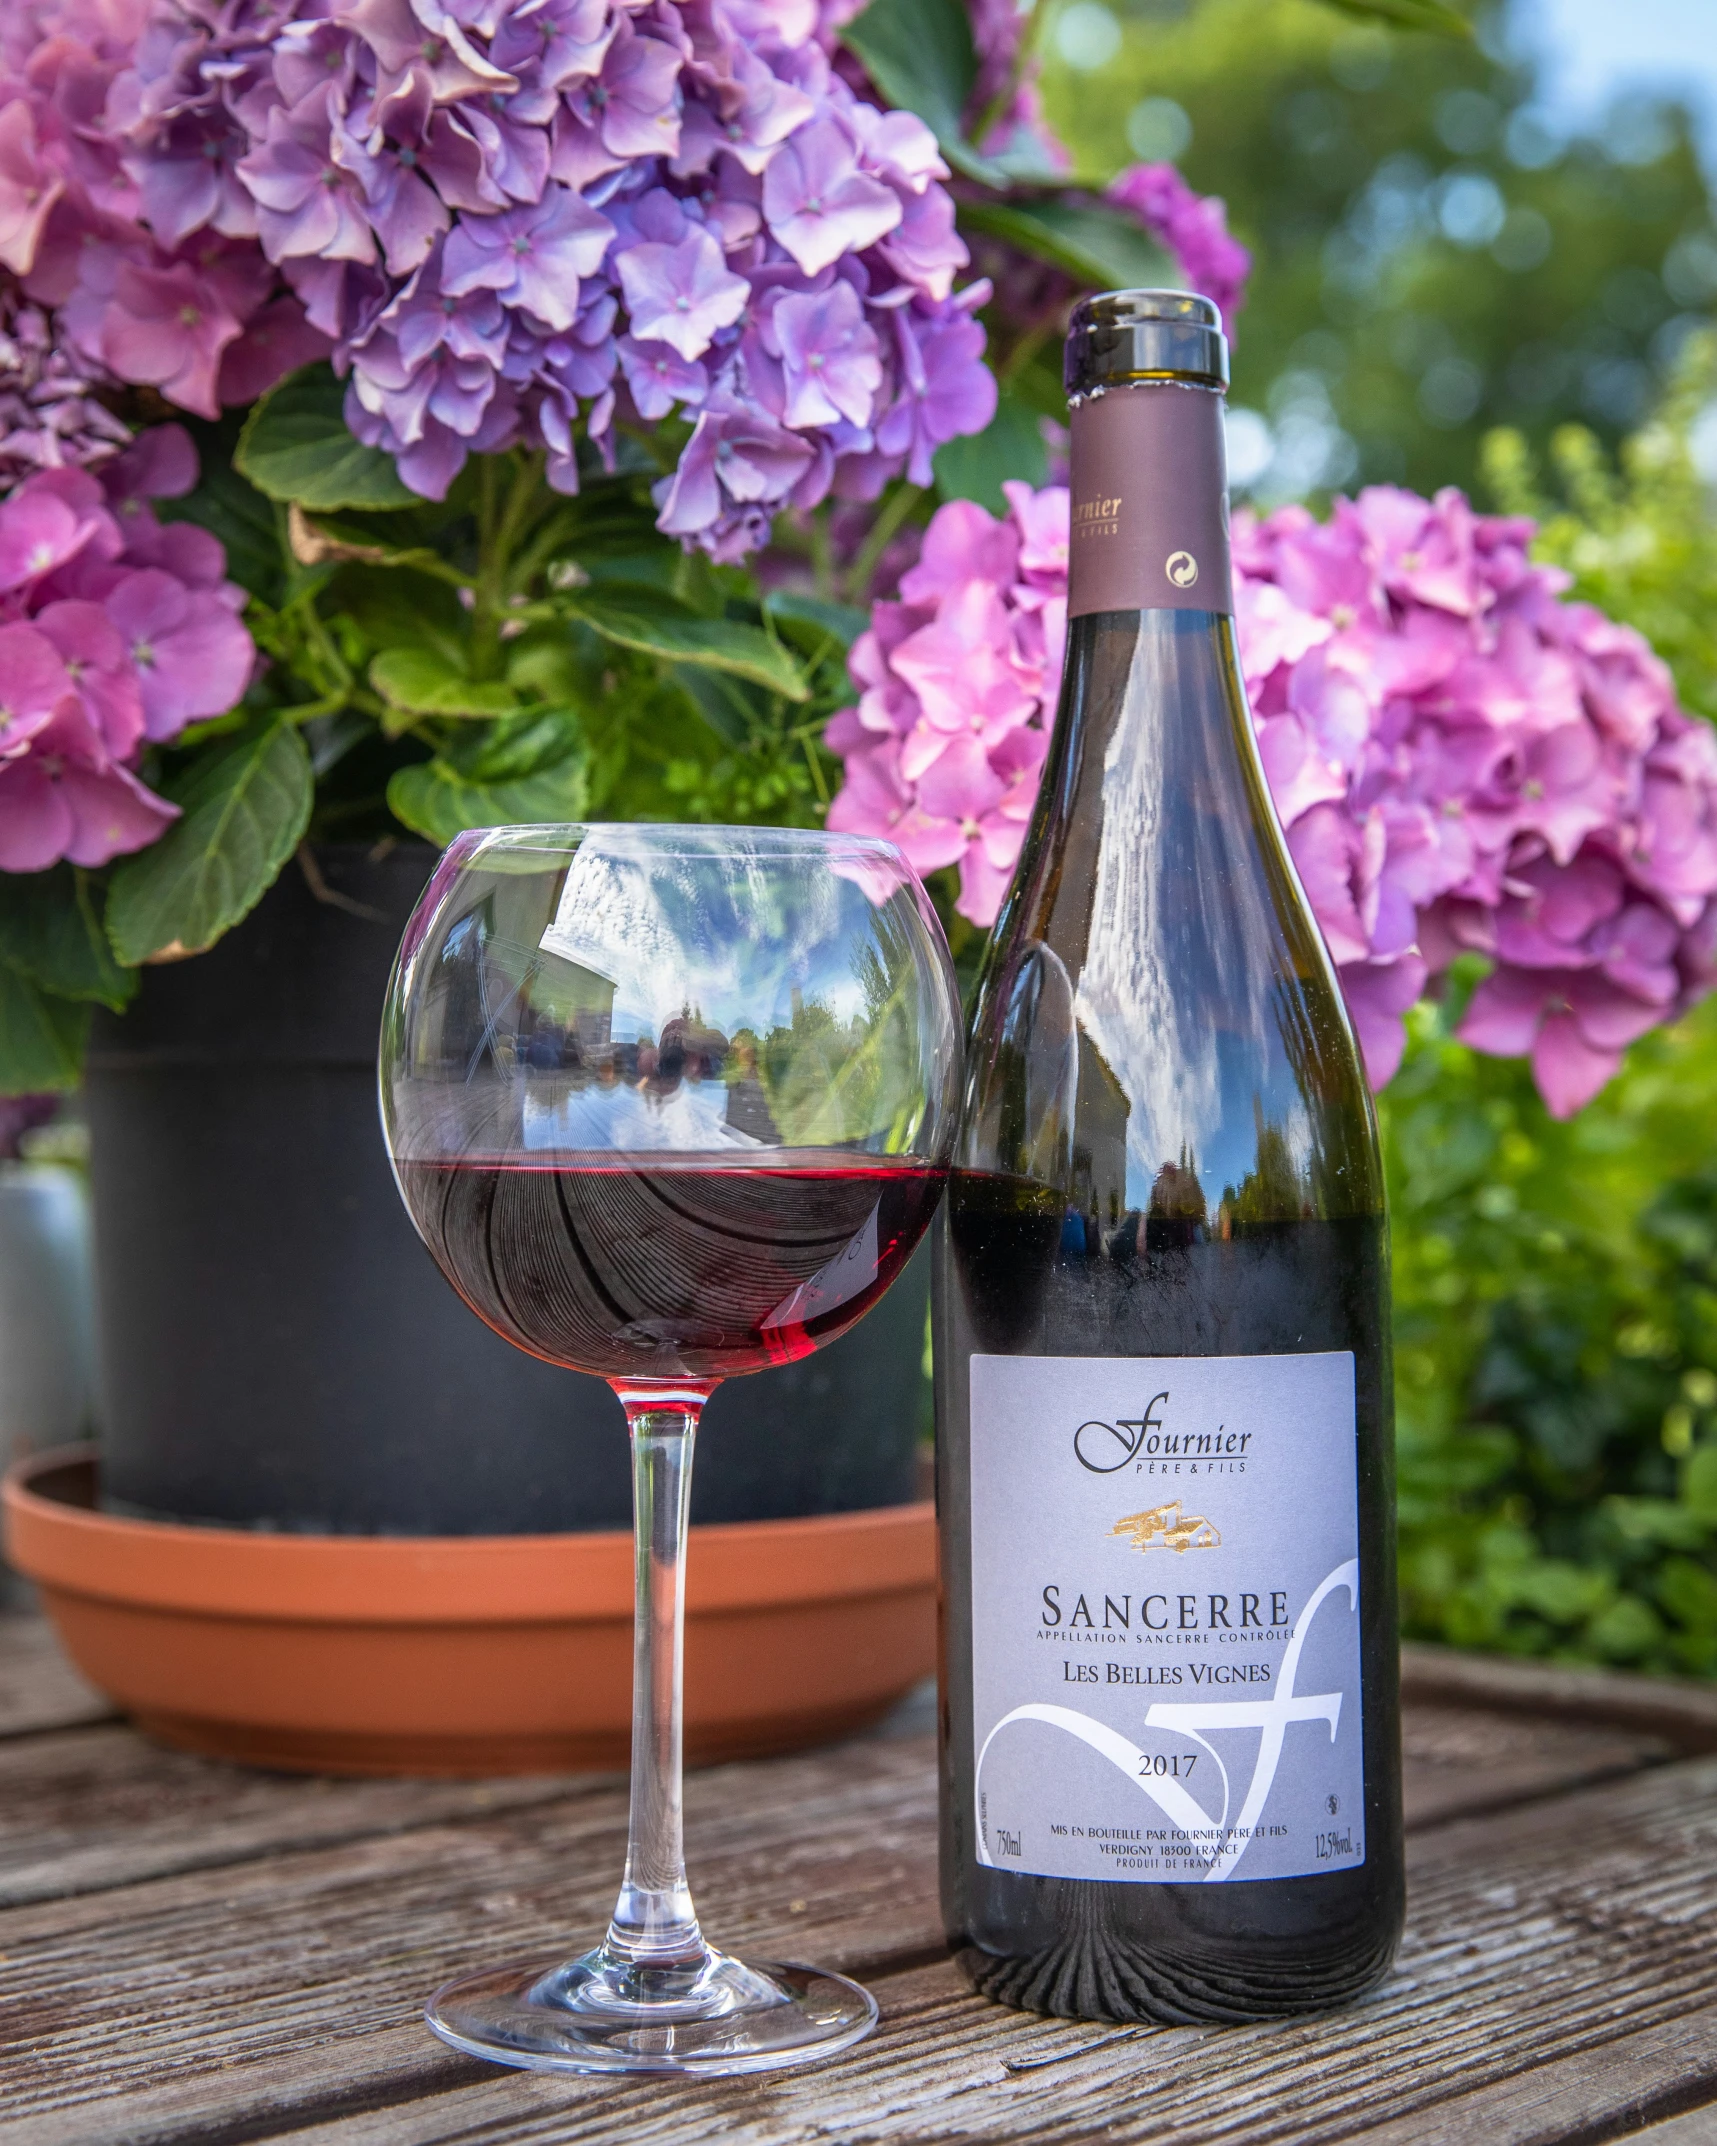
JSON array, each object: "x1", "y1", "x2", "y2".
[{"x1": 397, "y1": 1153, "x2": 947, "y2": 1379}]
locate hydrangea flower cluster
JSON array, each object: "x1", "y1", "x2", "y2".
[
  {"x1": 63, "y1": 0, "x2": 995, "y2": 554},
  {"x1": 826, "y1": 481, "x2": 1717, "y2": 1117},
  {"x1": 0, "y1": 426, "x2": 255, "y2": 871},
  {"x1": 825, "y1": 480, "x2": 1066, "y2": 924},
  {"x1": 1235, "y1": 487, "x2": 1717, "y2": 1116}
]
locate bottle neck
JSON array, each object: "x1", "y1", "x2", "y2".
[{"x1": 1067, "y1": 381, "x2": 1232, "y2": 621}]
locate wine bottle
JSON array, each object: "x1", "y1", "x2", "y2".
[{"x1": 933, "y1": 290, "x2": 1402, "y2": 2025}]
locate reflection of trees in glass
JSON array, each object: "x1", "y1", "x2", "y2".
[
  {"x1": 959, "y1": 941, "x2": 1079, "y2": 1190},
  {"x1": 1270, "y1": 969, "x2": 1380, "y2": 1223},
  {"x1": 750, "y1": 943, "x2": 936, "y2": 1152},
  {"x1": 1072, "y1": 1029, "x2": 1131, "y2": 1231},
  {"x1": 1220, "y1": 1106, "x2": 1306, "y2": 1229},
  {"x1": 1041, "y1": 0, "x2": 1716, "y2": 500}
]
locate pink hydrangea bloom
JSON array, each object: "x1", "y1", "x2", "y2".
[
  {"x1": 826, "y1": 481, "x2": 1717, "y2": 1118},
  {"x1": 825, "y1": 479, "x2": 1064, "y2": 924},
  {"x1": 1236, "y1": 486, "x2": 1717, "y2": 1113},
  {"x1": 0, "y1": 433, "x2": 256, "y2": 874}
]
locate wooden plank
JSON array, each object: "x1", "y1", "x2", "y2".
[
  {"x1": 228, "y1": 1990, "x2": 1717, "y2": 2146},
  {"x1": 0, "y1": 1674, "x2": 1662, "y2": 1916},
  {"x1": 0, "y1": 1726, "x2": 618, "y2": 1908},
  {"x1": 1403, "y1": 1644, "x2": 1717, "y2": 1755},
  {"x1": 0, "y1": 1614, "x2": 111, "y2": 1739},
  {"x1": 0, "y1": 1734, "x2": 942, "y2": 2146},
  {"x1": 1340, "y1": 2012, "x2": 1717, "y2": 2146},
  {"x1": 4, "y1": 1739, "x2": 1717, "y2": 2146},
  {"x1": 207, "y1": 1753, "x2": 1717, "y2": 2146},
  {"x1": 0, "y1": 1674, "x2": 934, "y2": 1911},
  {"x1": 1401, "y1": 1701, "x2": 1670, "y2": 1829}
]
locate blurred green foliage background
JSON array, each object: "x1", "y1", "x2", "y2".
[
  {"x1": 1041, "y1": 0, "x2": 1717, "y2": 1673},
  {"x1": 1039, "y1": 0, "x2": 1717, "y2": 501}
]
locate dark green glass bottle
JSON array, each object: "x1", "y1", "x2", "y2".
[{"x1": 934, "y1": 290, "x2": 1402, "y2": 2025}]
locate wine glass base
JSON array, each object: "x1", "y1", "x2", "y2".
[{"x1": 425, "y1": 1946, "x2": 879, "y2": 2077}]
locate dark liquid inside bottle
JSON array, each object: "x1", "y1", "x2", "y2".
[{"x1": 935, "y1": 338, "x2": 1403, "y2": 2021}]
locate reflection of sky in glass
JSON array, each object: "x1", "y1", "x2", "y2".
[
  {"x1": 1071, "y1": 666, "x2": 1234, "y2": 1208},
  {"x1": 537, "y1": 830, "x2": 873, "y2": 1042},
  {"x1": 522, "y1": 1080, "x2": 763, "y2": 1151},
  {"x1": 1068, "y1": 641, "x2": 1309, "y2": 1210}
]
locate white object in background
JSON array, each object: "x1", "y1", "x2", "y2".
[{"x1": 0, "y1": 1163, "x2": 95, "y2": 1465}]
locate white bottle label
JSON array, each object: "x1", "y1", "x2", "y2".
[{"x1": 968, "y1": 1351, "x2": 1365, "y2": 1886}]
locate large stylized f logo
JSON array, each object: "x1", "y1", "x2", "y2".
[{"x1": 975, "y1": 1560, "x2": 1359, "y2": 1883}]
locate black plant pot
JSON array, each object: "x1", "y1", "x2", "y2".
[{"x1": 85, "y1": 843, "x2": 930, "y2": 1535}]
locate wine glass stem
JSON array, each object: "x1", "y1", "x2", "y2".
[{"x1": 605, "y1": 1390, "x2": 709, "y2": 1970}]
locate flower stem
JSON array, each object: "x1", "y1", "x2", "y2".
[
  {"x1": 470, "y1": 451, "x2": 551, "y2": 679},
  {"x1": 844, "y1": 482, "x2": 923, "y2": 605}
]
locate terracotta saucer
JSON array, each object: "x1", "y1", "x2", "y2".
[{"x1": 3, "y1": 1448, "x2": 936, "y2": 1777}]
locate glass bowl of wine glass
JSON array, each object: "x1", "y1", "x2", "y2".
[{"x1": 378, "y1": 822, "x2": 960, "y2": 2077}]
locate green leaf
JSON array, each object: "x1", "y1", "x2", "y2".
[
  {"x1": 841, "y1": 0, "x2": 1008, "y2": 184},
  {"x1": 1314, "y1": 0, "x2": 1472, "y2": 35},
  {"x1": 235, "y1": 365, "x2": 417, "y2": 512},
  {"x1": 561, "y1": 585, "x2": 809, "y2": 701},
  {"x1": 763, "y1": 591, "x2": 869, "y2": 652},
  {"x1": 370, "y1": 648, "x2": 519, "y2": 725},
  {"x1": 333, "y1": 565, "x2": 471, "y2": 667},
  {"x1": 934, "y1": 386, "x2": 1049, "y2": 513},
  {"x1": 958, "y1": 197, "x2": 1177, "y2": 292},
  {"x1": 451, "y1": 708, "x2": 586, "y2": 784},
  {"x1": 0, "y1": 867, "x2": 136, "y2": 1011},
  {"x1": 387, "y1": 713, "x2": 591, "y2": 845},
  {"x1": 0, "y1": 968, "x2": 90, "y2": 1095},
  {"x1": 106, "y1": 720, "x2": 313, "y2": 964},
  {"x1": 670, "y1": 663, "x2": 760, "y2": 746}
]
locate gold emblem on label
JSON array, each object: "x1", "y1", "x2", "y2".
[
  {"x1": 1110, "y1": 1501, "x2": 1221, "y2": 1553},
  {"x1": 1166, "y1": 550, "x2": 1199, "y2": 587}
]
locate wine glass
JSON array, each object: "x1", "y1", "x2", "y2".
[{"x1": 378, "y1": 823, "x2": 960, "y2": 2076}]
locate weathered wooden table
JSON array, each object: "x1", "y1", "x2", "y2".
[{"x1": 3, "y1": 1615, "x2": 1717, "y2": 2146}]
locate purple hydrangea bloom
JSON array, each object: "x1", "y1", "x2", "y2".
[
  {"x1": 617, "y1": 331, "x2": 705, "y2": 419},
  {"x1": 761, "y1": 117, "x2": 901, "y2": 277},
  {"x1": 772, "y1": 280, "x2": 880, "y2": 429},
  {"x1": 0, "y1": 705, "x2": 182, "y2": 873},
  {"x1": 104, "y1": 564, "x2": 256, "y2": 737},
  {"x1": 0, "y1": 297, "x2": 129, "y2": 488},
  {"x1": 11, "y1": 0, "x2": 997, "y2": 546},
  {"x1": 440, "y1": 189, "x2": 614, "y2": 334},
  {"x1": 1107, "y1": 164, "x2": 1251, "y2": 335},
  {"x1": 237, "y1": 85, "x2": 379, "y2": 268},
  {"x1": 615, "y1": 224, "x2": 746, "y2": 361}
]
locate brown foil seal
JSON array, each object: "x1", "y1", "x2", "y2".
[{"x1": 1067, "y1": 382, "x2": 1232, "y2": 618}]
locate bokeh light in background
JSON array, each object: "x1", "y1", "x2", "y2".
[{"x1": 1038, "y1": 0, "x2": 1717, "y2": 508}]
